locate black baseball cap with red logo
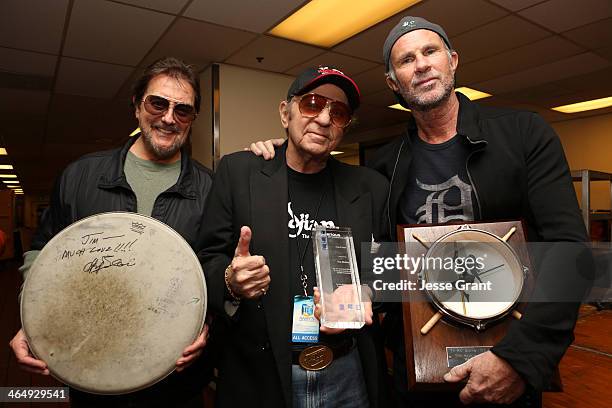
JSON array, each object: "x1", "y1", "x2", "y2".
[{"x1": 287, "y1": 66, "x2": 361, "y2": 111}]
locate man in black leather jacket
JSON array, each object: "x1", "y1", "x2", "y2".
[
  {"x1": 371, "y1": 16, "x2": 590, "y2": 407},
  {"x1": 9, "y1": 57, "x2": 214, "y2": 408}
]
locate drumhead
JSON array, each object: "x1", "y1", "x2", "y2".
[{"x1": 21, "y1": 212, "x2": 206, "y2": 394}]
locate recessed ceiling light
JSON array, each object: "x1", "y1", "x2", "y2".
[
  {"x1": 7, "y1": 185, "x2": 20, "y2": 188},
  {"x1": 330, "y1": 151, "x2": 344, "y2": 155},
  {"x1": 0, "y1": 174, "x2": 17, "y2": 178},
  {"x1": 0, "y1": 148, "x2": 7, "y2": 155},
  {"x1": 455, "y1": 87, "x2": 492, "y2": 101},
  {"x1": 0, "y1": 165, "x2": 13, "y2": 170},
  {"x1": 3, "y1": 180, "x2": 19, "y2": 184},
  {"x1": 269, "y1": 0, "x2": 422, "y2": 48},
  {"x1": 552, "y1": 96, "x2": 612, "y2": 113}
]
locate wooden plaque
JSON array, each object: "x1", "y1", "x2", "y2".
[{"x1": 397, "y1": 220, "x2": 544, "y2": 391}]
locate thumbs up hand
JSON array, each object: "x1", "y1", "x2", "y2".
[{"x1": 226, "y1": 226, "x2": 271, "y2": 299}]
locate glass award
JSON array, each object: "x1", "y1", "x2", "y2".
[{"x1": 313, "y1": 225, "x2": 365, "y2": 329}]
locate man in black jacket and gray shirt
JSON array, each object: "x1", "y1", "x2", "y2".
[{"x1": 9, "y1": 57, "x2": 213, "y2": 408}]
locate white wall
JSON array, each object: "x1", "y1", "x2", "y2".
[{"x1": 218, "y1": 64, "x2": 291, "y2": 157}]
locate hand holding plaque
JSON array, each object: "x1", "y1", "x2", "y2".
[{"x1": 312, "y1": 226, "x2": 366, "y2": 329}]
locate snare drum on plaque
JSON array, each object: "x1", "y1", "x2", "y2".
[{"x1": 20, "y1": 212, "x2": 207, "y2": 395}]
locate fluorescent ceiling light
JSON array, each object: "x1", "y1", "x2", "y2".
[
  {"x1": 330, "y1": 151, "x2": 344, "y2": 155},
  {"x1": 0, "y1": 165, "x2": 13, "y2": 170},
  {"x1": 7, "y1": 185, "x2": 20, "y2": 188},
  {"x1": 552, "y1": 96, "x2": 612, "y2": 113},
  {"x1": 130, "y1": 128, "x2": 141, "y2": 137},
  {"x1": 0, "y1": 174, "x2": 17, "y2": 178},
  {"x1": 269, "y1": 0, "x2": 421, "y2": 48},
  {"x1": 455, "y1": 87, "x2": 492, "y2": 101},
  {"x1": 3, "y1": 180, "x2": 19, "y2": 184},
  {"x1": 388, "y1": 104, "x2": 411, "y2": 112},
  {"x1": 0, "y1": 148, "x2": 7, "y2": 155},
  {"x1": 14, "y1": 192, "x2": 24, "y2": 195}
]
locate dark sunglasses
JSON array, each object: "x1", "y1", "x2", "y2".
[
  {"x1": 142, "y1": 95, "x2": 197, "y2": 124},
  {"x1": 295, "y1": 93, "x2": 353, "y2": 128}
]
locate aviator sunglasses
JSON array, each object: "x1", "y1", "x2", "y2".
[
  {"x1": 295, "y1": 93, "x2": 353, "y2": 128},
  {"x1": 141, "y1": 95, "x2": 197, "y2": 124}
]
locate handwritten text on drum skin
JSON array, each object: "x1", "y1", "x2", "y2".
[
  {"x1": 83, "y1": 255, "x2": 136, "y2": 274},
  {"x1": 60, "y1": 234, "x2": 139, "y2": 261}
]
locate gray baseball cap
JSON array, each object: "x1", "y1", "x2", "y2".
[{"x1": 383, "y1": 16, "x2": 452, "y2": 72}]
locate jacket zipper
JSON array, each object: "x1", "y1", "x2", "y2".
[
  {"x1": 387, "y1": 139, "x2": 406, "y2": 239},
  {"x1": 464, "y1": 135, "x2": 487, "y2": 220}
]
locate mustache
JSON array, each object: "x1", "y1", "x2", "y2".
[{"x1": 152, "y1": 123, "x2": 181, "y2": 133}]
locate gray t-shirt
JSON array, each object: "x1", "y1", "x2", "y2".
[{"x1": 124, "y1": 151, "x2": 181, "y2": 216}]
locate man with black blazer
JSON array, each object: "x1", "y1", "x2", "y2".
[{"x1": 200, "y1": 66, "x2": 389, "y2": 407}]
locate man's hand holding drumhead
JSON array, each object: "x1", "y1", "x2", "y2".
[
  {"x1": 226, "y1": 226, "x2": 271, "y2": 299},
  {"x1": 9, "y1": 328, "x2": 49, "y2": 375}
]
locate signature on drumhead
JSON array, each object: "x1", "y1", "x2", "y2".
[
  {"x1": 82, "y1": 255, "x2": 136, "y2": 274},
  {"x1": 130, "y1": 222, "x2": 146, "y2": 234}
]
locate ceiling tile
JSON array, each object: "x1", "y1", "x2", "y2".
[
  {"x1": 63, "y1": 0, "x2": 174, "y2": 66},
  {"x1": 141, "y1": 18, "x2": 256, "y2": 68},
  {"x1": 457, "y1": 36, "x2": 584, "y2": 85},
  {"x1": 361, "y1": 88, "x2": 398, "y2": 108},
  {"x1": 225, "y1": 36, "x2": 323, "y2": 73},
  {"x1": 334, "y1": 0, "x2": 508, "y2": 63},
  {"x1": 499, "y1": 83, "x2": 577, "y2": 106},
  {"x1": 0, "y1": 0, "x2": 68, "y2": 53},
  {"x1": 184, "y1": 0, "x2": 306, "y2": 33},
  {"x1": 0, "y1": 89, "x2": 50, "y2": 119},
  {"x1": 519, "y1": 0, "x2": 612, "y2": 33},
  {"x1": 113, "y1": 0, "x2": 189, "y2": 14},
  {"x1": 55, "y1": 57, "x2": 134, "y2": 98},
  {"x1": 351, "y1": 65, "x2": 388, "y2": 96},
  {"x1": 285, "y1": 52, "x2": 378, "y2": 76},
  {"x1": 0, "y1": 48, "x2": 57, "y2": 78},
  {"x1": 489, "y1": 0, "x2": 545, "y2": 12},
  {"x1": 563, "y1": 18, "x2": 612, "y2": 50},
  {"x1": 474, "y1": 52, "x2": 610, "y2": 94},
  {"x1": 550, "y1": 67, "x2": 612, "y2": 95},
  {"x1": 452, "y1": 15, "x2": 551, "y2": 64},
  {"x1": 333, "y1": 18, "x2": 401, "y2": 63},
  {"x1": 47, "y1": 94, "x2": 135, "y2": 144},
  {"x1": 594, "y1": 45, "x2": 612, "y2": 62},
  {"x1": 399, "y1": 0, "x2": 509, "y2": 37}
]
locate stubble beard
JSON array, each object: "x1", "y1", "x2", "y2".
[
  {"x1": 400, "y1": 73, "x2": 455, "y2": 112},
  {"x1": 140, "y1": 124, "x2": 186, "y2": 161}
]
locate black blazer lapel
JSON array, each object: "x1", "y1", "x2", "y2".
[{"x1": 250, "y1": 149, "x2": 293, "y2": 405}]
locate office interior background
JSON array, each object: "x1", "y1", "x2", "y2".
[{"x1": 0, "y1": 0, "x2": 610, "y2": 407}]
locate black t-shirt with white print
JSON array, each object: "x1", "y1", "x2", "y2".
[
  {"x1": 287, "y1": 165, "x2": 337, "y2": 298},
  {"x1": 399, "y1": 132, "x2": 477, "y2": 224}
]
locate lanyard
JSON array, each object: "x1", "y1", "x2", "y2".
[{"x1": 288, "y1": 173, "x2": 326, "y2": 297}]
